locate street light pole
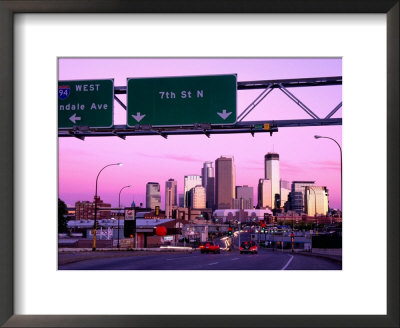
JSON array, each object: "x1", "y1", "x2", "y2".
[
  {"x1": 93, "y1": 163, "x2": 123, "y2": 251},
  {"x1": 314, "y1": 135, "x2": 342, "y2": 215},
  {"x1": 118, "y1": 185, "x2": 132, "y2": 249},
  {"x1": 238, "y1": 221, "x2": 241, "y2": 249}
]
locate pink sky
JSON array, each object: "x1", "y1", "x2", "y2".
[{"x1": 58, "y1": 58, "x2": 342, "y2": 209}]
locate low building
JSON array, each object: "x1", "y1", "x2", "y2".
[
  {"x1": 75, "y1": 196, "x2": 111, "y2": 220},
  {"x1": 213, "y1": 208, "x2": 273, "y2": 223},
  {"x1": 175, "y1": 207, "x2": 213, "y2": 221}
]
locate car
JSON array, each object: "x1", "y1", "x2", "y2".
[
  {"x1": 199, "y1": 241, "x2": 220, "y2": 254},
  {"x1": 240, "y1": 241, "x2": 258, "y2": 254}
]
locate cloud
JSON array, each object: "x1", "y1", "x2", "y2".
[
  {"x1": 309, "y1": 160, "x2": 340, "y2": 170},
  {"x1": 136, "y1": 152, "x2": 201, "y2": 163}
]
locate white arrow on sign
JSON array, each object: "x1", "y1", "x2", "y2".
[
  {"x1": 217, "y1": 109, "x2": 232, "y2": 120},
  {"x1": 132, "y1": 112, "x2": 146, "y2": 122},
  {"x1": 69, "y1": 113, "x2": 81, "y2": 124}
]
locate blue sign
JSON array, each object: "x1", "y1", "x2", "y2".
[{"x1": 58, "y1": 85, "x2": 70, "y2": 100}]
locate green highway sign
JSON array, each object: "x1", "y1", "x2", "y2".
[
  {"x1": 126, "y1": 74, "x2": 237, "y2": 127},
  {"x1": 58, "y1": 79, "x2": 114, "y2": 129}
]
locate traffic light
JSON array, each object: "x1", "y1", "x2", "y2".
[
  {"x1": 228, "y1": 227, "x2": 232, "y2": 236},
  {"x1": 124, "y1": 220, "x2": 136, "y2": 238},
  {"x1": 262, "y1": 226, "x2": 266, "y2": 233},
  {"x1": 291, "y1": 233, "x2": 294, "y2": 242},
  {"x1": 155, "y1": 206, "x2": 160, "y2": 216}
]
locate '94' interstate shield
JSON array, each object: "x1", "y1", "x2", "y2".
[
  {"x1": 58, "y1": 85, "x2": 70, "y2": 100},
  {"x1": 58, "y1": 79, "x2": 114, "y2": 129}
]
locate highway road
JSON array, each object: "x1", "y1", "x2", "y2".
[{"x1": 59, "y1": 249, "x2": 341, "y2": 270}]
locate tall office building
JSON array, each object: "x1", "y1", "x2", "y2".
[
  {"x1": 265, "y1": 153, "x2": 280, "y2": 208},
  {"x1": 178, "y1": 194, "x2": 184, "y2": 207},
  {"x1": 202, "y1": 161, "x2": 215, "y2": 209},
  {"x1": 305, "y1": 186, "x2": 329, "y2": 216},
  {"x1": 165, "y1": 178, "x2": 177, "y2": 218},
  {"x1": 146, "y1": 182, "x2": 161, "y2": 210},
  {"x1": 188, "y1": 185, "x2": 206, "y2": 209},
  {"x1": 235, "y1": 185, "x2": 253, "y2": 209},
  {"x1": 258, "y1": 179, "x2": 272, "y2": 208},
  {"x1": 232, "y1": 198, "x2": 253, "y2": 210},
  {"x1": 291, "y1": 181, "x2": 315, "y2": 214},
  {"x1": 183, "y1": 175, "x2": 202, "y2": 208},
  {"x1": 215, "y1": 156, "x2": 236, "y2": 209},
  {"x1": 280, "y1": 180, "x2": 291, "y2": 190},
  {"x1": 280, "y1": 180, "x2": 291, "y2": 209}
]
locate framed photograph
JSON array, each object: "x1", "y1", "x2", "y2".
[{"x1": 0, "y1": 1, "x2": 398, "y2": 327}]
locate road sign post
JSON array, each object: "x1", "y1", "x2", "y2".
[
  {"x1": 127, "y1": 74, "x2": 237, "y2": 127},
  {"x1": 58, "y1": 79, "x2": 114, "y2": 129}
]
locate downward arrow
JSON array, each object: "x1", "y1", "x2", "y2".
[
  {"x1": 132, "y1": 112, "x2": 146, "y2": 122},
  {"x1": 69, "y1": 113, "x2": 81, "y2": 124},
  {"x1": 217, "y1": 109, "x2": 232, "y2": 120}
]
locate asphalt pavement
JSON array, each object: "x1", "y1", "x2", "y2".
[{"x1": 59, "y1": 248, "x2": 341, "y2": 270}]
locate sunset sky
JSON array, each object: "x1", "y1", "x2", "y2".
[{"x1": 58, "y1": 58, "x2": 342, "y2": 210}]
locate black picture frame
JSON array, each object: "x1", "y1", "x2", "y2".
[{"x1": 0, "y1": 1, "x2": 398, "y2": 327}]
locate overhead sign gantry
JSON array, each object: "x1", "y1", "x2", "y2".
[{"x1": 58, "y1": 75, "x2": 342, "y2": 140}]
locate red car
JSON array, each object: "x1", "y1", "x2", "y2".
[
  {"x1": 200, "y1": 241, "x2": 220, "y2": 254},
  {"x1": 240, "y1": 241, "x2": 258, "y2": 254}
]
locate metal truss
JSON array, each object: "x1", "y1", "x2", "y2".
[{"x1": 58, "y1": 76, "x2": 342, "y2": 140}]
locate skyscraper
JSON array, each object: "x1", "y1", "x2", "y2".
[
  {"x1": 235, "y1": 185, "x2": 253, "y2": 209},
  {"x1": 189, "y1": 185, "x2": 206, "y2": 209},
  {"x1": 280, "y1": 179, "x2": 291, "y2": 209},
  {"x1": 291, "y1": 181, "x2": 315, "y2": 214},
  {"x1": 202, "y1": 161, "x2": 215, "y2": 209},
  {"x1": 305, "y1": 186, "x2": 329, "y2": 216},
  {"x1": 258, "y1": 179, "x2": 272, "y2": 208},
  {"x1": 146, "y1": 182, "x2": 161, "y2": 210},
  {"x1": 178, "y1": 194, "x2": 184, "y2": 207},
  {"x1": 215, "y1": 156, "x2": 236, "y2": 209},
  {"x1": 165, "y1": 178, "x2": 177, "y2": 218},
  {"x1": 265, "y1": 153, "x2": 280, "y2": 208},
  {"x1": 183, "y1": 175, "x2": 202, "y2": 208}
]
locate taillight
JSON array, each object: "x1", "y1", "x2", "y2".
[
  {"x1": 200, "y1": 246, "x2": 204, "y2": 249},
  {"x1": 240, "y1": 247, "x2": 243, "y2": 250},
  {"x1": 250, "y1": 246, "x2": 257, "y2": 250}
]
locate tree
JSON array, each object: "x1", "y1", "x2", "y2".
[{"x1": 58, "y1": 198, "x2": 68, "y2": 233}]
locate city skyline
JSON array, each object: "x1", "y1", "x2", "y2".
[
  {"x1": 58, "y1": 58, "x2": 342, "y2": 209},
  {"x1": 64, "y1": 151, "x2": 334, "y2": 213}
]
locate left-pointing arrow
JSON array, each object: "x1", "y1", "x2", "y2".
[
  {"x1": 132, "y1": 112, "x2": 146, "y2": 122},
  {"x1": 69, "y1": 113, "x2": 81, "y2": 124}
]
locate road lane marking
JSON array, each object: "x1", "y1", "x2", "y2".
[
  {"x1": 281, "y1": 255, "x2": 294, "y2": 270},
  {"x1": 231, "y1": 258, "x2": 240, "y2": 261},
  {"x1": 208, "y1": 262, "x2": 219, "y2": 266},
  {"x1": 166, "y1": 256, "x2": 192, "y2": 261}
]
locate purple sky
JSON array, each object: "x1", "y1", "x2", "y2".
[{"x1": 58, "y1": 58, "x2": 342, "y2": 210}]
